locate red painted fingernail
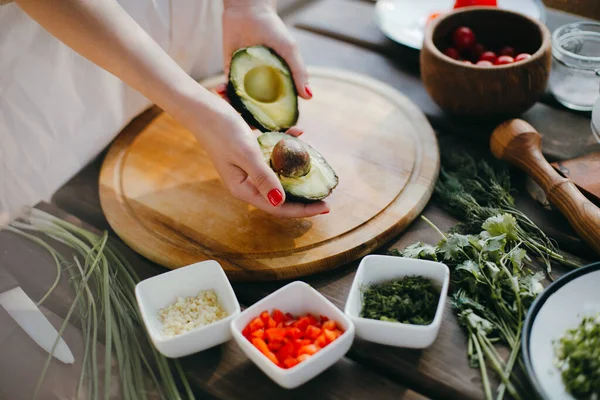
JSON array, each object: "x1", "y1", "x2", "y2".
[
  {"x1": 320, "y1": 210, "x2": 330, "y2": 215},
  {"x1": 216, "y1": 87, "x2": 226, "y2": 95},
  {"x1": 268, "y1": 189, "x2": 283, "y2": 207},
  {"x1": 305, "y1": 84, "x2": 312, "y2": 97}
]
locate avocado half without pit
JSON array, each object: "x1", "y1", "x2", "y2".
[
  {"x1": 258, "y1": 132, "x2": 338, "y2": 202},
  {"x1": 228, "y1": 45, "x2": 299, "y2": 132}
]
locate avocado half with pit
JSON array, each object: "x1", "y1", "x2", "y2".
[
  {"x1": 228, "y1": 45, "x2": 299, "y2": 132},
  {"x1": 258, "y1": 132, "x2": 338, "y2": 202}
]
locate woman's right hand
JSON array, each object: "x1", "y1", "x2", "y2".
[{"x1": 187, "y1": 87, "x2": 330, "y2": 218}]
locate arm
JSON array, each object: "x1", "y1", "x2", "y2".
[
  {"x1": 15, "y1": 0, "x2": 227, "y2": 136},
  {"x1": 15, "y1": 0, "x2": 327, "y2": 217}
]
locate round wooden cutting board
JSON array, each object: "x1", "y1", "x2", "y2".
[{"x1": 99, "y1": 67, "x2": 439, "y2": 281}]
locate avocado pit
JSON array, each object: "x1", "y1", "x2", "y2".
[
  {"x1": 258, "y1": 132, "x2": 338, "y2": 202},
  {"x1": 270, "y1": 138, "x2": 311, "y2": 178}
]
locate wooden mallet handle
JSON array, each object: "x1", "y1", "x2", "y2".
[{"x1": 490, "y1": 119, "x2": 600, "y2": 256}]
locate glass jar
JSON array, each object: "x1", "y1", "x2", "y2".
[
  {"x1": 549, "y1": 22, "x2": 600, "y2": 111},
  {"x1": 592, "y1": 96, "x2": 600, "y2": 143}
]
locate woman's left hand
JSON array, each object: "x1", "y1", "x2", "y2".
[{"x1": 222, "y1": 0, "x2": 312, "y2": 100}]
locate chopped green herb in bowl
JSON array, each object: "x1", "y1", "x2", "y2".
[
  {"x1": 359, "y1": 276, "x2": 440, "y2": 325},
  {"x1": 553, "y1": 312, "x2": 600, "y2": 399}
]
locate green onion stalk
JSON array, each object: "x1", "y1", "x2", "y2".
[{"x1": 4, "y1": 208, "x2": 195, "y2": 400}]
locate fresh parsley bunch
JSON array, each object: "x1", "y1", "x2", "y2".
[
  {"x1": 433, "y1": 150, "x2": 580, "y2": 278},
  {"x1": 390, "y1": 213, "x2": 544, "y2": 400}
]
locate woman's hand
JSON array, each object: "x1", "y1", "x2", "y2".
[
  {"x1": 212, "y1": 1, "x2": 328, "y2": 217},
  {"x1": 222, "y1": 0, "x2": 312, "y2": 99}
]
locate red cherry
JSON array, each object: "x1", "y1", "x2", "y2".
[
  {"x1": 452, "y1": 27, "x2": 476, "y2": 52},
  {"x1": 444, "y1": 47, "x2": 461, "y2": 60},
  {"x1": 499, "y1": 46, "x2": 515, "y2": 58},
  {"x1": 515, "y1": 53, "x2": 532, "y2": 62},
  {"x1": 496, "y1": 55, "x2": 515, "y2": 65},
  {"x1": 479, "y1": 51, "x2": 498, "y2": 64},
  {"x1": 476, "y1": 60, "x2": 493, "y2": 67}
]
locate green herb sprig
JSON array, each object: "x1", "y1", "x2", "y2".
[
  {"x1": 554, "y1": 313, "x2": 600, "y2": 399},
  {"x1": 360, "y1": 276, "x2": 439, "y2": 325},
  {"x1": 433, "y1": 150, "x2": 580, "y2": 278},
  {"x1": 389, "y1": 213, "x2": 544, "y2": 400}
]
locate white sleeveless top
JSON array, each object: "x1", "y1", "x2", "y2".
[{"x1": 0, "y1": 0, "x2": 224, "y2": 223}]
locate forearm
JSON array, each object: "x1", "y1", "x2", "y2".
[{"x1": 15, "y1": 0, "x2": 232, "y2": 136}]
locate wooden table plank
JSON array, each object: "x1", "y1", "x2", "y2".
[
  {"x1": 180, "y1": 341, "x2": 430, "y2": 400},
  {"x1": 0, "y1": 203, "x2": 428, "y2": 400},
  {"x1": 0, "y1": 305, "x2": 132, "y2": 400},
  {"x1": 289, "y1": 0, "x2": 600, "y2": 161},
  {"x1": 542, "y1": 0, "x2": 600, "y2": 20}
]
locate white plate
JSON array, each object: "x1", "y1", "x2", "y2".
[
  {"x1": 522, "y1": 262, "x2": 600, "y2": 400},
  {"x1": 374, "y1": 0, "x2": 546, "y2": 50}
]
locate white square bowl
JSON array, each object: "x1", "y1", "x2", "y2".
[
  {"x1": 135, "y1": 260, "x2": 241, "y2": 358},
  {"x1": 230, "y1": 281, "x2": 355, "y2": 389},
  {"x1": 344, "y1": 254, "x2": 450, "y2": 348}
]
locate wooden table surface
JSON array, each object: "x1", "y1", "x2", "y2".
[{"x1": 1, "y1": 1, "x2": 598, "y2": 399}]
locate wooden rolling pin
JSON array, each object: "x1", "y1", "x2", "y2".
[{"x1": 490, "y1": 119, "x2": 600, "y2": 256}]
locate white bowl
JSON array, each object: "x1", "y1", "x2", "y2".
[
  {"x1": 135, "y1": 260, "x2": 241, "y2": 358},
  {"x1": 230, "y1": 281, "x2": 355, "y2": 389},
  {"x1": 523, "y1": 262, "x2": 600, "y2": 400},
  {"x1": 344, "y1": 254, "x2": 449, "y2": 348}
]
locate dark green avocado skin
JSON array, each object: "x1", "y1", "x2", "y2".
[
  {"x1": 227, "y1": 46, "x2": 299, "y2": 132},
  {"x1": 285, "y1": 189, "x2": 336, "y2": 204}
]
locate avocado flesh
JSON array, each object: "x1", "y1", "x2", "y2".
[
  {"x1": 258, "y1": 132, "x2": 338, "y2": 202},
  {"x1": 228, "y1": 46, "x2": 298, "y2": 132}
]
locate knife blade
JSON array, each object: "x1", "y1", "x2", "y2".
[{"x1": 0, "y1": 286, "x2": 74, "y2": 364}]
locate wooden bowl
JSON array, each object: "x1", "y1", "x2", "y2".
[{"x1": 420, "y1": 7, "x2": 552, "y2": 121}]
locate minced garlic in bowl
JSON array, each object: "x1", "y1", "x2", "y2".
[{"x1": 158, "y1": 289, "x2": 228, "y2": 337}]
